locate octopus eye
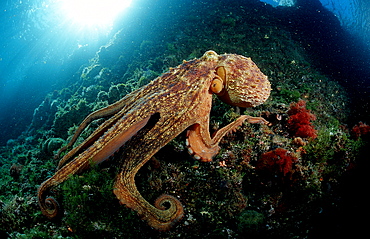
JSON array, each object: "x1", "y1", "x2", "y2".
[
  {"x1": 216, "y1": 66, "x2": 226, "y2": 82},
  {"x1": 211, "y1": 78, "x2": 223, "y2": 94}
]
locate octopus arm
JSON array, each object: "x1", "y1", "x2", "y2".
[
  {"x1": 56, "y1": 91, "x2": 140, "y2": 169},
  {"x1": 186, "y1": 115, "x2": 269, "y2": 162},
  {"x1": 38, "y1": 115, "x2": 152, "y2": 219},
  {"x1": 112, "y1": 111, "x2": 191, "y2": 231},
  {"x1": 114, "y1": 173, "x2": 184, "y2": 231}
]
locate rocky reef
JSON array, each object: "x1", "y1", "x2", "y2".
[{"x1": 0, "y1": 0, "x2": 368, "y2": 238}]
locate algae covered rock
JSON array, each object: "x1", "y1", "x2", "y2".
[
  {"x1": 41, "y1": 138, "x2": 65, "y2": 155},
  {"x1": 237, "y1": 210, "x2": 265, "y2": 236},
  {"x1": 52, "y1": 99, "x2": 90, "y2": 139}
]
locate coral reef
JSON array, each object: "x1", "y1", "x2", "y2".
[
  {"x1": 256, "y1": 148, "x2": 297, "y2": 177},
  {"x1": 351, "y1": 121, "x2": 370, "y2": 139},
  {"x1": 287, "y1": 100, "x2": 317, "y2": 139}
]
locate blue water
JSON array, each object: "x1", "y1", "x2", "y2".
[
  {"x1": 261, "y1": 0, "x2": 370, "y2": 47},
  {"x1": 0, "y1": 0, "x2": 369, "y2": 145}
]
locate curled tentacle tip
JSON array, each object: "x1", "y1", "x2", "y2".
[
  {"x1": 149, "y1": 194, "x2": 184, "y2": 231},
  {"x1": 41, "y1": 197, "x2": 60, "y2": 219}
]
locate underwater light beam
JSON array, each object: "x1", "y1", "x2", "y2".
[{"x1": 61, "y1": 0, "x2": 132, "y2": 28}]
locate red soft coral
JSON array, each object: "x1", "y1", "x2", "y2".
[
  {"x1": 287, "y1": 100, "x2": 317, "y2": 139},
  {"x1": 351, "y1": 121, "x2": 370, "y2": 139},
  {"x1": 256, "y1": 148, "x2": 297, "y2": 176}
]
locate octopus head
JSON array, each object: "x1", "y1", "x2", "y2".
[{"x1": 209, "y1": 52, "x2": 271, "y2": 108}]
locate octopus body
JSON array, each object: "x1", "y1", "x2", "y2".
[{"x1": 38, "y1": 50, "x2": 271, "y2": 231}]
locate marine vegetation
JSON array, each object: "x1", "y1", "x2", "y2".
[
  {"x1": 256, "y1": 147, "x2": 297, "y2": 178},
  {"x1": 287, "y1": 100, "x2": 317, "y2": 139}
]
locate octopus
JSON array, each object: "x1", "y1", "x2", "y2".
[{"x1": 38, "y1": 50, "x2": 271, "y2": 231}]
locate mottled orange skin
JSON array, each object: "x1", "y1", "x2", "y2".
[{"x1": 37, "y1": 51, "x2": 271, "y2": 231}]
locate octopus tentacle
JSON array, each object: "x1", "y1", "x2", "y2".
[
  {"x1": 42, "y1": 197, "x2": 60, "y2": 219},
  {"x1": 114, "y1": 170, "x2": 183, "y2": 231},
  {"x1": 39, "y1": 116, "x2": 152, "y2": 218},
  {"x1": 112, "y1": 113, "x2": 188, "y2": 231},
  {"x1": 56, "y1": 90, "x2": 141, "y2": 169},
  {"x1": 186, "y1": 122, "x2": 220, "y2": 162},
  {"x1": 38, "y1": 153, "x2": 93, "y2": 218},
  {"x1": 186, "y1": 115, "x2": 269, "y2": 162},
  {"x1": 211, "y1": 115, "x2": 269, "y2": 142}
]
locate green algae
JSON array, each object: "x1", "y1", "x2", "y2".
[
  {"x1": 60, "y1": 167, "x2": 143, "y2": 238},
  {"x1": 237, "y1": 210, "x2": 265, "y2": 236}
]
